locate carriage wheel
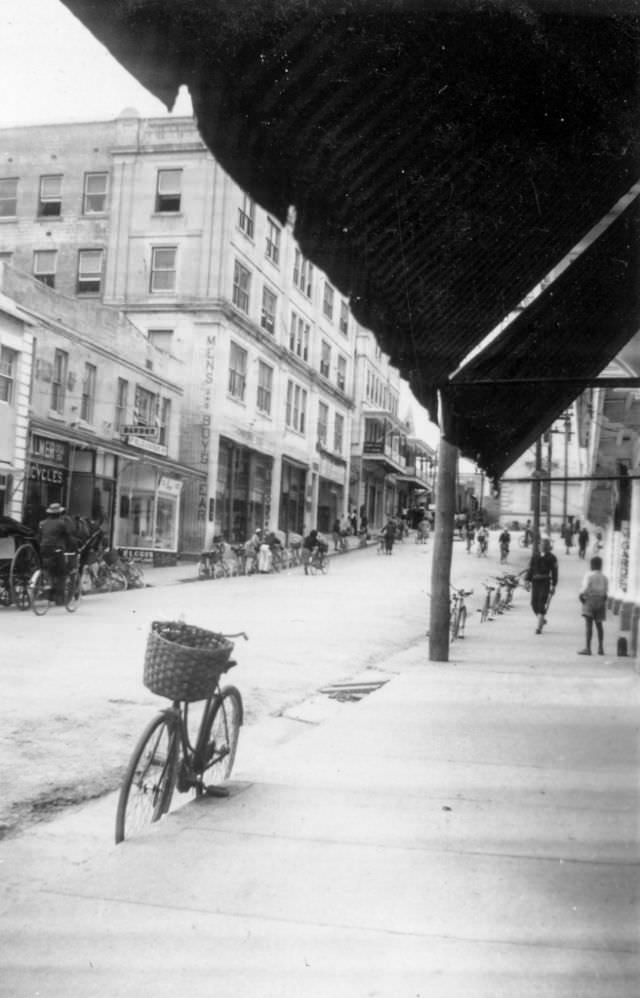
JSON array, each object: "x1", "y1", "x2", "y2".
[{"x1": 10, "y1": 543, "x2": 40, "y2": 611}]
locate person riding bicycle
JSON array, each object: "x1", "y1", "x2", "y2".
[
  {"x1": 37, "y1": 502, "x2": 77, "y2": 604},
  {"x1": 476, "y1": 524, "x2": 488, "y2": 556},
  {"x1": 382, "y1": 517, "x2": 397, "y2": 554},
  {"x1": 498, "y1": 526, "x2": 511, "y2": 563},
  {"x1": 464, "y1": 521, "x2": 476, "y2": 552},
  {"x1": 302, "y1": 528, "x2": 328, "y2": 574}
]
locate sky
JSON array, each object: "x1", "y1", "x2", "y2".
[{"x1": 1, "y1": 0, "x2": 440, "y2": 446}]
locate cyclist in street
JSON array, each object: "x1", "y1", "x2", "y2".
[
  {"x1": 498, "y1": 525, "x2": 511, "y2": 563},
  {"x1": 302, "y1": 528, "x2": 328, "y2": 574},
  {"x1": 37, "y1": 502, "x2": 77, "y2": 605},
  {"x1": 464, "y1": 520, "x2": 476, "y2": 553},
  {"x1": 382, "y1": 517, "x2": 397, "y2": 554},
  {"x1": 476, "y1": 524, "x2": 489, "y2": 556},
  {"x1": 524, "y1": 536, "x2": 558, "y2": 635}
]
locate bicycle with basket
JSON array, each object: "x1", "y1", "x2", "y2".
[{"x1": 115, "y1": 620, "x2": 246, "y2": 844}]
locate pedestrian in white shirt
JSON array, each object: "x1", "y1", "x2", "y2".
[{"x1": 578, "y1": 556, "x2": 608, "y2": 655}]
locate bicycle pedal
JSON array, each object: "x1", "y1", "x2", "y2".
[{"x1": 203, "y1": 785, "x2": 230, "y2": 798}]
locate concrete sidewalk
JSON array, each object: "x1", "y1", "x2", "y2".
[{"x1": 1, "y1": 545, "x2": 638, "y2": 997}]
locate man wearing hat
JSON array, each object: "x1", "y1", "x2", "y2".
[
  {"x1": 38, "y1": 503, "x2": 77, "y2": 604},
  {"x1": 524, "y1": 536, "x2": 558, "y2": 635}
]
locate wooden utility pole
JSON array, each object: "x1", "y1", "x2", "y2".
[
  {"x1": 428, "y1": 434, "x2": 458, "y2": 662},
  {"x1": 532, "y1": 436, "x2": 543, "y2": 555}
]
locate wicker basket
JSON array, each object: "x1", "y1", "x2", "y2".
[{"x1": 143, "y1": 621, "x2": 234, "y2": 702}]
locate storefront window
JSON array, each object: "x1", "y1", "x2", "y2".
[{"x1": 117, "y1": 465, "x2": 180, "y2": 555}]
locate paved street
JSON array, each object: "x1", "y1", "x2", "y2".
[
  {"x1": 1, "y1": 533, "x2": 436, "y2": 835},
  {"x1": 0, "y1": 529, "x2": 638, "y2": 997}
]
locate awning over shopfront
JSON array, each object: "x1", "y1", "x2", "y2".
[
  {"x1": 29, "y1": 419, "x2": 206, "y2": 482},
  {"x1": 61, "y1": 0, "x2": 640, "y2": 475}
]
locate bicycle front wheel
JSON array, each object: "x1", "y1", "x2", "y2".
[
  {"x1": 449, "y1": 606, "x2": 459, "y2": 642},
  {"x1": 30, "y1": 570, "x2": 50, "y2": 615},
  {"x1": 115, "y1": 712, "x2": 178, "y2": 844},
  {"x1": 203, "y1": 686, "x2": 243, "y2": 786},
  {"x1": 457, "y1": 605, "x2": 467, "y2": 639}
]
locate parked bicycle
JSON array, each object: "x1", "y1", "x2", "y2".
[
  {"x1": 478, "y1": 580, "x2": 496, "y2": 622},
  {"x1": 115, "y1": 621, "x2": 247, "y2": 843},
  {"x1": 29, "y1": 551, "x2": 81, "y2": 615},
  {"x1": 450, "y1": 584, "x2": 473, "y2": 641}
]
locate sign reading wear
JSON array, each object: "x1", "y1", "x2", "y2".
[{"x1": 158, "y1": 476, "x2": 182, "y2": 495}]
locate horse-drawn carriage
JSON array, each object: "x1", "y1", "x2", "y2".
[{"x1": 0, "y1": 516, "x2": 40, "y2": 610}]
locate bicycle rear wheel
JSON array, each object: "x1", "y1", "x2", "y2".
[
  {"x1": 30, "y1": 570, "x2": 51, "y2": 615},
  {"x1": 115, "y1": 712, "x2": 178, "y2": 844},
  {"x1": 108, "y1": 567, "x2": 128, "y2": 591},
  {"x1": 202, "y1": 686, "x2": 243, "y2": 787}
]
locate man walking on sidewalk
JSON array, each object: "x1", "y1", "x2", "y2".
[{"x1": 525, "y1": 537, "x2": 558, "y2": 634}]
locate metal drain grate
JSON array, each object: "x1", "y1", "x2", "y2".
[{"x1": 318, "y1": 680, "x2": 389, "y2": 702}]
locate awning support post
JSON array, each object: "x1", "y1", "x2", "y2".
[{"x1": 428, "y1": 433, "x2": 458, "y2": 662}]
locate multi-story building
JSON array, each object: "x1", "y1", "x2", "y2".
[
  {"x1": 0, "y1": 112, "x2": 433, "y2": 549},
  {"x1": 0, "y1": 289, "x2": 34, "y2": 520},
  {"x1": 350, "y1": 327, "x2": 432, "y2": 528},
  {"x1": 497, "y1": 409, "x2": 584, "y2": 532},
  {"x1": 0, "y1": 263, "x2": 194, "y2": 564}
]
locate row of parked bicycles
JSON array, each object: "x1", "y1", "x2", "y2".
[
  {"x1": 0, "y1": 514, "x2": 145, "y2": 615},
  {"x1": 448, "y1": 570, "x2": 526, "y2": 642},
  {"x1": 196, "y1": 534, "x2": 307, "y2": 580}
]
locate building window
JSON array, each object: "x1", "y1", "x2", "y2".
[
  {"x1": 260, "y1": 285, "x2": 277, "y2": 335},
  {"x1": 33, "y1": 249, "x2": 57, "y2": 288},
  {"x1": 158, "y1": 397, "x2": 171, "y2": 445},
  {"x1": 228, "y1": 341, "x2": 247, "y2": 401},
  {"x1": 82, "y1": 172, "x2": 108, "y2": 214},
  {"x1": 0, "y1": 346, "x2": 17, "y2": 403},
  {"x1": 148, "y1": 329, "x2": 174, "y2": 353},
  {"x1": 238, "y1": 193, "x2": 255, "y2": 238},
  {"x1": 0, "y1": 252, "x2": 12, "y2": 266},
  {"x1": 76, "y1": 249, "x2": 103, "y2": 294},
  {"x1": 317, "y1": 401, "x2": 329, "y2": 446},
  {"x1": 337, "y1": 354, "x2": 347, "y2": 391},
  {"x1": 257, "y1": 361, "x2": 273, "y2": 415},
  {"x1": 150, "y1": 246, "x2": 177, "y2": 292},
  {"x1": 155, "y1": 169, "x2": 182, "y2": 213},
  {"x1": 232, "y1": 259, "x2": 251, "y2": 314},
  {"x1": 265, "y1": 217, "x2": 281, "y2": 265},
  {"x1": 115, "y1": 378, "x2": 128, "y2": 432},
  {"x1": 51, "y1": 349, "x2": 68, "y2": 413},
  {"x1": 293, "y1": 249, "x2": 313, "y2": 297},
  {"x1": 323, "y1": 281, "x2": 334, "y2": 320},
  {"x1": 334, "y1": 412, "x2": 344, "y2": 454},
  {"x1": 339, "y1": 299, "x2": 349, "y2": 335},
  {"x1": 285, "y1": 380, "x2": 307, "y2": 434},
  {"x1": 289, "y1": 311, "x2": 310, "y2": 361},
  {"x1": 38, "y1": 175, "x2": 62, "y2": 217},
  {"x1": 0, "y1": 178, "x2": 18, "y2": 217},
  {"x1": 80, "y1": 362, "x2": 97, "y2": 423},
  {"x1": 134, "y1": 385, "x2": 157, "y2": 426},
  {"x1": 320, "y1": 340, "x2": 331, "y2": 378}
]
